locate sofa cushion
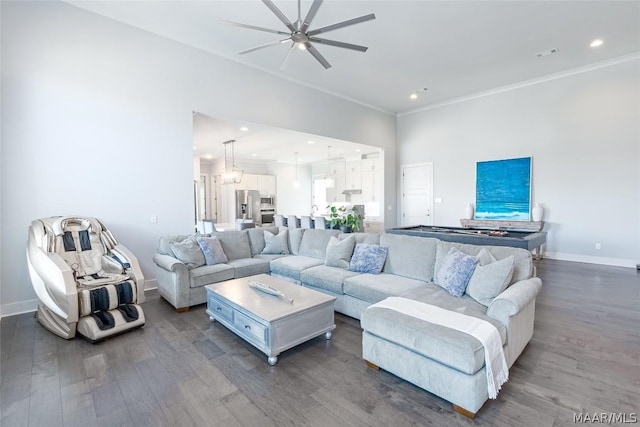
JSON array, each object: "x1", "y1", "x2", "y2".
[
  {"x1": 379, "y1": 234, "x2": 438, "y2": 282},
  {"x1": 325, "y1": 235, "x2": 355, "y2": 269},
  {"x1": 225, "y1": 258, "x2": 271, "y2": 278},
  {"x1": 300, "y1": 265, "x2": 359, "y2": 294},
  {"x1": 298, "y1": 229, "x2": 340, "y2": 259},
  {"x1": 466, "y1": 255, "x2": 515, "y2": 306},
  {"x1": 196, "y1": 236, "x2": 228, "y2": 265},
  {"x1": 288, "y1": 227, "x2": 305, "y2": 255},
  {"x1": 361, "y1": 286, "x2": 506, "y2": 375},
  {"x1": 247, "y1": 226, "x2": 279, "y2": 256},
  {"x1": 188, "y1": 264, "x2": 235, "y2": 288},
  {"x1": 252, "y1": 253, "x2": 288, "y2": 262},
  {"x1": 349, "y1": 244, "x2": 388, "y2": 274},
  {"x1": 435, "y1": 241, "x2": 532, "y2": 285},
  {"x1": 270, "y1": 256, "x2": 324, "y2": 281},
  {"x1": 434, "y1": 247, "x2": 477, "y2": 297},
  {"x1": 262, "y1": 229, "x2": 290, "y2": 255},
  {"x1": 210, "y1": 231, "x2": 252, "y2": 260},
  {"x1": 170, "y1": 238, "x2": 205, "y2": 268},
  {"x1": 343, "y1": 273, "x2": 427, "y2": 304}
]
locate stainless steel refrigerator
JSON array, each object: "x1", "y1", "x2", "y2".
[{"x1": 236, "y1": 190, "x2": 261, "y2": 225}]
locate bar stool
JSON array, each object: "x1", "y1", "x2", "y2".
[
  {"x1": 274, "y1": 215, "x2": 287, "y2": 227},
  {"x1": 314, "y1": 217, "x2": 327, "y2": 229},
  {"x1": 300, "y1": 216, "x2": 314, "y2": 229},
  {"x1": 287, "y1": 215, "x2": 301, "y2": 229}
]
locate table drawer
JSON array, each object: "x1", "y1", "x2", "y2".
[
  {"x1": 208, "y1": 296, "x2": 234, "y2": 323},
  {"x1": 233, "y1": 311, "x2": 267, "y2": 345}
]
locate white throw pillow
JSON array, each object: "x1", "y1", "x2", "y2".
[
  {"x1": 465, "y1": 254, "x2": 515, "y2": 306},
  {"x1": 262, "y1": 229, "x2": 290, "y2": 255},
  {"x1": 325, "y1": 235, "x2": 356, "y2": 269}
]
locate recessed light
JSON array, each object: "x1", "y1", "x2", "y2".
[
  {"x1": 590, "y1": 39, "x2": 603, "y2": 48},
  {"x1": 410, "y1": 93, "x2": 418, "y2": 100},
  {"x1": 240, "y1": 126, "x2": 249, "y2": 132},
  {"x1": 193, "y1": 146, "x2": 196, "y2": 150},
  {"x1": 307, "y1": 140, "x2": 315, "y2": 144},
  {"x1": 251, "y1": 153, "x2": 257, "y2": 157},
  {"x1": 355, "y1": 149, "x2": 361, "y2": 152},
  {"x1": 205, "y1": 154, "x2": 213, "y2": 159}
]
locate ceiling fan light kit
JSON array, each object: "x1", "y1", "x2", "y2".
[{"x1": 221, "y1": 0, "x2": 375, "y2": 70}]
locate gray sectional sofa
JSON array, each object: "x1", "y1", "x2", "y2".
[{"x1": 153, "y1": 226, "x2": 541, "y2": 417}]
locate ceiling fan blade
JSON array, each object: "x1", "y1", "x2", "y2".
[
  {"x1": 308, "y1": 37, "x2": 368, "y2": 52},
  {"x1": 262, "y1": 0, "x2": 296, "y2": 32},
  {"x1": 307, "y1": 13, "x2": 376, "y2": 36},
  {"x1": 305, "y1": 43, "x2": 332, "y2": 69},
  {"x1": 280, "y1": 43, "x2": 295, "y2": 70},
  {"x1": 239, "y1": 38, "x2": 291, "y2": 55},
  {"x1": 301, "y1": 0, "x2": 323, "y2": 33},
  {"x1": 220, "y1": 20, "x2": 290, "y2": 36}
]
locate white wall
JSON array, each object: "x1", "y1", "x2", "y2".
[
  {"x1": 398, "y1": 59, "x2": 640, "y2": 267},
  {"x1": 0, "y1": 1, "x2": 396, "y2": 316},
  {"x1": 268, "y1": 163, "x2": 313, "y2": 217}
]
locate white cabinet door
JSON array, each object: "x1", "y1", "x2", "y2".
[
  {"x1": 257, "y1": 175, "x2": 276, "y2": 196},
  {"x1": 326, "y1": 174, "x2": 345, "y2": 203},
  {"x1": 240, "y1": 174, "x2": 258, "y2": 191},
  {"x1": 361, "y1": 157, "x2": 381, "y2": 201},
  {"x1": 345, "y1": 172, "x2": 361, "y2": 190}
]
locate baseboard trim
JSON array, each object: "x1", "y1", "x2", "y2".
[
  {"x1": 0, "y1": 299, "x2": 38, "y2": 318},
  {"x1": 544, "y1": 252, "x2": 637, "y2": 269},
  {"x1": 144, "y1": 279, "x2": 158, "y2": 291},
  {"x1": 2, "y1": 280, "x2": 158, "y2": 319}
]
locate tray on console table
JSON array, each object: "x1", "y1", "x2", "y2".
[{"x1": 460, "y1": 219, "x2": 544, "y2": 232}]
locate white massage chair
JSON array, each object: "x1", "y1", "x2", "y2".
[{"x1": 27, "y1": 216, "x2": 145, "y2": 342}]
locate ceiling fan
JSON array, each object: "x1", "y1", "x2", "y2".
[{"x1": 220, "y1": 0, "x2": 375, "y2": 70}]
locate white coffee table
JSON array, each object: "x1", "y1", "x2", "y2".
[{"x1": 205, "y1": 274, "x2": 336, "y2": 365}]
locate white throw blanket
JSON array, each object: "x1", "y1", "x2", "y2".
[{"x1": 370, "y1": 297, "x2": 508, "y2": 399}]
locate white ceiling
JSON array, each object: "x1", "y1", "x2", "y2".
[
  {"x1": 66, "y1": 0, "x2": 640, "y2": 163},
  {"x1": 67, "y1": 0, "x2": 640, "y2": 114}
]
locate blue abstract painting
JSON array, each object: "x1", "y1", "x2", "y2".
[{"x1": 476, "y1": 157, "x2": 531, "y2": 220}]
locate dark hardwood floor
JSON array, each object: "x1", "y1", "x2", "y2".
[{"x1": 1, "y1": 259, "x2": 639, "y2": 426}]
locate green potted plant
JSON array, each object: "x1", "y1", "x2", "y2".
[
  {"x1": 327, "y1": 205, "x2": 345, "y2": 230},
  {"x1": 338, "y1": 206, "x2": 363, "y2": 233}
]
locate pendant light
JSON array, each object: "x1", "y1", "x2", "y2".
[{"x1": 221, "y1": 140, "x2": 244, "y2": 185}]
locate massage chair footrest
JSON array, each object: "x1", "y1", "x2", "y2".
[{"x1": 76, "y1": 304, "x2": 145, "y2": 342}]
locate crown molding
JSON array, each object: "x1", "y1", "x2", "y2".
[{"x1": 398, "y1": 52, "x2": 640, "y2": 118}]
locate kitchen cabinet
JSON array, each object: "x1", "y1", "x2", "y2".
[
  {"x1": 257, "y1": 175, "x2": 276, "y2": 197},
  {"x1": 345, "y1": 160, "x2": 362, "y2": 190},
  {"x1": 360, "y1": 157, "x2": 381, "y2": 202},
  {"x1": 326, "y1": 174, "x2": 345, "y2": 203},
  {"x1": 237, "y1": 174, "x2": 258, "y2": 191}
]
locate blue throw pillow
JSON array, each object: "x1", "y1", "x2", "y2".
[
  {"x1": 435, "y1": 247, "x2": 477, "y2": 297},
  {"x1": 196, "y1": 236, "x2": 228, "y2": 265},
  {"x1": 349, "y1": 244, "x2": 388, "y2": 274}
]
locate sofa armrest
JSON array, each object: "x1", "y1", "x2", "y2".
[
  {"x1": 154, "y1": 253, "x2": 187, "y2": 274},
  {"x1": 487, "y1": 277, "x2": 542, "y2": 366},
  {"x1": 486, "y1": 277, "x2": 542, "y2": 321},
  {"x1": 153, "y1": 254, "x2": 190, "y2": 309}
]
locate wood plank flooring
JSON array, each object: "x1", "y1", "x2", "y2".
[{"x1": 1, "y1": 259, "x2": 638, "y2": 426}]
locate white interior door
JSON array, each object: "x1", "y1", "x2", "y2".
[{"x1": 401, "y1": 163, "x2": 433, "y2": 226}]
